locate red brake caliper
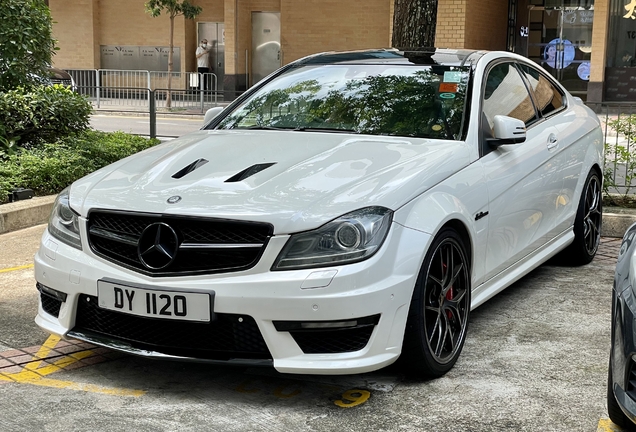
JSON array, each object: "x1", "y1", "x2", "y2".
[{"x1": 444, "y1": 262, "x2": 454, "y2": 320}]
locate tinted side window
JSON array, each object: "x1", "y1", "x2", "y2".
[
  {"x1": 516, "y1": 64, "x2": 564, "y2": 117},
  {"x1": 482, "y1": 62, "x2": 538, "y2": 130}
]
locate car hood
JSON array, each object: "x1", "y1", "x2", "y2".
[{"x1": 70, "y1": 130, "x2": 470, "y2": 234}]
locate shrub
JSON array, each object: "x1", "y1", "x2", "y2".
[
  {"x1": 0, "y1": 0, "x2": 56, "y2": 91},
  {"x1": 0, "y1": 85, "x2": 92, "y2": 152},
  {"x1": 604, "y1": 115, "x2": 636, "y2": 206},
  {"x1": 0, "y1": 130, "x2": 160, "y2": 203}
]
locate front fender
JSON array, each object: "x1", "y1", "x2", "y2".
[{"x1": 393, "y1": 161, "x2": 489, "y2": 286}]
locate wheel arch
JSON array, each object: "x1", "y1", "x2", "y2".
[{"x1": 438, "y1": 219, "x2": 473, "y2": 274}]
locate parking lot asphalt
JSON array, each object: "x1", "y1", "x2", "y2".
[{"x1": 0, "y1": 222, "x2": 627, "y2": 432}]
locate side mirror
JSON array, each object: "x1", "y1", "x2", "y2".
[
  {"x1": 203, "y1": 107, "x2": 224, "y2": 126},
  {"x1": 489, "y1": 115, "x2": 526, "y2": 146}
]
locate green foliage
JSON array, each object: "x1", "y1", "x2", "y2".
[
  {"x1": 144, "y1": 0, "x2": 202, "y2": 19},
  {"x1": 604, "y1": 115, "x2": 636, "y2": 204},
  {"x1": 0, "y1": 0, "x2": 56, "y2": 91},
  {"x1": 0, "y1": 130, "x2": 160, "y2": 204},
  {"x1": 0, "y1": 85, "x2": 92, "y2": 151}
]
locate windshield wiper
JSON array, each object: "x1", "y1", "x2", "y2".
[
  {"x1": 243, "y1": 125, "x2": 293, "y2": 131},
  {"x1": 292, "y1": 127, "x2": 359, "y2": 134}
]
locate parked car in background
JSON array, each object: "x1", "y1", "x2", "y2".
[
  {"x1": 608, "y1": 223, "x2": 636, "y2": 430},
  {"x1": 34, "y1": 48, "x2": 603, "y2": 378},
  {"x1": 47, "y1": 66, "x2": 75, "y2": 90},
  {"x1": 31, "y1": 66, "x2": 76, "y2": 90}
]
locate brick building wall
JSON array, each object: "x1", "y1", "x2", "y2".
[
  {"x1": 436, "y1": 0, "x2": 467, "y2": 48},
  {"x1": 464, "y1": 0, "x2": 508, "y2": 51},
  {"x1": 49, "y1": 0, "x2": 100, "y2": 68},
  {"x1": 281, "y1": 0, "x2": 391, "y2": 64},
  {"x1": 436, "y1": 0, "x2": 507, "y2": 50}
]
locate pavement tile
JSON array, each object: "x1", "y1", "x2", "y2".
[
  {"x1": 0, "y1": 365, "x2": 23, "y2": 374},
  {"x1": 0, "y1": 359, "x2": 12, "y2": 368},
  {"x1": 80, "y1": 355, "x2": 108, "y2": 366},
  {"x1": 53, "y1": 345, "x2": 86, "y2": 355},
  {"x1": 54, "y1": 340, "x2": 73, "y2": 348},
  {"x1": 68, "y1": 350, "x2": 93, "y2": 360},
  {"x1": 74, "y1": 342, "x2": 96, "y2": 350},
  {"x1": 8, "y1": 354, "x2": 35, "y2": 365},
  {"x1": 21, "y1": 346, "x2": 43, "y2": 354},
  {"x1": 0, "y1": 349, "x2": 26, "y2": 359},
  {"x1": 61, "y1": 361, "x2": 88, "y2": 371}
]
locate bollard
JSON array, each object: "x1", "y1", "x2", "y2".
[{"x1": 149, "y1": 89, "x2": 157, "y2": 139}]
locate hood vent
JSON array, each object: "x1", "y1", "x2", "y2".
[
  {"x1": 172, "y1": 158, "x2": 209, "y2": 179},
  {"x1": 225, "y1": 163, "x2": 277, "y2": 183}
]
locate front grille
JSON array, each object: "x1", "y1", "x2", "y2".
[
  {"x1": 74, "y1": 294, "x2": 271, "y2": 360},
  {"x1": 290, "y1": 327, "x2": 375, "y2": 354},
  {"x1": 51, "y1": 78, "x2": 72, "y2": 87},
  {"x1": 87, "y1": 210, "x2": 273, "y2": 276},
  {"x1": 40, "y1": 292, "x2": 63, "y2": 318}
]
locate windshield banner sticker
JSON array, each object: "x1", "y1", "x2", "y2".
[{"x1": 443, "y1": 71, "x2": 462, "y2": 83}]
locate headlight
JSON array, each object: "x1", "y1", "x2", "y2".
[
  {"x1": 272, "y1": 207, "x2": 393, "y2": 270},
  {"x1": 48, "y1": 187, "x2": 82, "y2": 250}
]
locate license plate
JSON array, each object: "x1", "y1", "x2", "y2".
[{"x1": 97, "y1": 280, "x2": 211, "y2": 322}]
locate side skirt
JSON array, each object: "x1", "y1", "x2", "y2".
[{"x1": 470, "y1": 229, "x2": 574, "y2": 310}]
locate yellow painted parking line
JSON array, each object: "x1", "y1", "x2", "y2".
[
  {"x1": 0, "y1": 335, "x2": 145, "y2": 397},
  {"x1": 598, "y1": 418, "x2": 623, "y2": 431},
  {"x1": 0, "y1": 264, "x2": 34, "y2": 273}
]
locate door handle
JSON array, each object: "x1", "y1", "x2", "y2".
[{"x1": 547, "y1": 133, "x2": 558, "y2": 150}]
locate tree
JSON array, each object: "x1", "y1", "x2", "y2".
[
  {"x1": 392, "y1": 0, "x2": 438, "y2": 49},
  {"x1": 145, "y1": 0, "x2": 202, "y2": 108},
  {"x1": 0, "y1": 0, "x2": 57, "y2": 91}
]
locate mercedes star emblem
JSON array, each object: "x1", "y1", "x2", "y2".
[
  {"x1": 138, "y1": 222, "x2": 179, "y2": 270},
  {"x1": 167, "y1": 195, "x2": 182, "y2": 204}
]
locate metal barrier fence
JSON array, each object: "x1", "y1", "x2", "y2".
[
  {"x1": 601, "y1": 104, "x2": 636, "y2": 194},
  {"x1": 65, "y1": 69, "x2": 219, "y2": 111},
  {"x1": 75, "y1": 85, "x2": 223, "y2": 113}
]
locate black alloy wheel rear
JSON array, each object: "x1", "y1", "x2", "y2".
[{"x1": 563, "y1": 169, "x2": 602, "y2": 265}]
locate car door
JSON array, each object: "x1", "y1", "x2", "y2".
[
  {"x1": 479, "y1": 61, "x2": 564, "y2": 281},
  {"x1": 516, "y1": 63, "x2": 580, "y2": 236}
]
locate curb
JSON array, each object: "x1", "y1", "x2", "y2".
[
  {"x1": 0, "y1": 196, "x2": 56, "y2": 234},
  {"x1": 1, "y1": 197, "x2": 635, "y2": 239}
]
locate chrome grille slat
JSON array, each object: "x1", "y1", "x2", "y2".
[
  {"x1": 179, "y1": 243, "x2": 263, "y2": 250},
  {"x1": 89, "y1": 226, "x2": 139, "y2": 246}
]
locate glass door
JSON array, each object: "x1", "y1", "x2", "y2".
[{"x1": 527, "y1": 6, "x2": 593, "y2": 97}]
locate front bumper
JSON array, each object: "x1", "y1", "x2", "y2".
[
  {"x1": 611, "y1": 285, "x2": 636, "y2": 423},
  {"x1": 34, "y1": 221, "x2": 430, "y2": 375}
]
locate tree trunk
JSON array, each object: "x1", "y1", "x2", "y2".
[
  {"x1": 392, "y1": 0, "x2": 438, "y2": 49},
  {"x1": 167, "y1": 14, "x2": 174, "y2": 108}
]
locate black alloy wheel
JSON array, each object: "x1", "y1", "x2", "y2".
[
  {"x1": 401, "y1": 228, "x2": 471, "y2": 378},
  {"x1": 564, "y1": 169, "x2": 602, "y2": 265},
  {"x1": 582, "y1": 172, "x2": 602, "y2": 256}
]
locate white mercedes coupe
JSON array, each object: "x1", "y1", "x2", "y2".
[{"x1": 34, "y1": 48, "x2": 603, "y2": 378}]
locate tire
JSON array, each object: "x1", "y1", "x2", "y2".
[
  {"x1": 400, "y1": 227, "x2": 471, "y2": 379},
  {"x1": 563, "y1": 169, "x2": 602, "y2": 266},
  {"x1": 608, "y1": 361, "x2": 636, "y2": 430}
]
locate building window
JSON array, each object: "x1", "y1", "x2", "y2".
[
  {"x1": 607, "y1": 0, "x2": 636, "y2": 67},
  {"x1": 605, "y1": 0, "x2": 636, "y2": 100}
]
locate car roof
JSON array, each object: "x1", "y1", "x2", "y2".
[{"x1": 295, "y1": 48, "x2": 488, "y2": 68}]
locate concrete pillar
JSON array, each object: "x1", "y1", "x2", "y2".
[{"x1": 588, "y1": 0, "x2": 610, "y2": 105}]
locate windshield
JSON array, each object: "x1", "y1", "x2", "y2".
[{"x1": 215, "y1": 64, "x2": 471, "y2": 140}]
